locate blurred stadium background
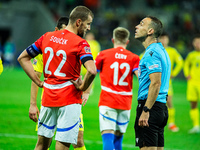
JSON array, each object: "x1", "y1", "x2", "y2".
[
  {"x1": 0, "y1": 0, "x2": 200, "y2": 68},
  {"x1": 0, "y1": 0, "x2": 200, "y2": 149}
]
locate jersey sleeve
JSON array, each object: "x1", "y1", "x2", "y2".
[
  {"x1": 0, "y1": 57, "x2": 3, "y2": 75},
  {"x1": 171, "y1": 50, "x2": 183, "y2": 77},
  {"x1": 26, "y1": 35, "x2": 43, "y2": 58},
  {"x1": 78, "y1": 40, "x2": 93, "y2": 65},
  {"x1": 144, "y1": 51, "x2": 162, "y2": 75},
  {"x1": 132, "y1": 55, "x2": 140, "y2": 73},
  {"x1": 32, "y1": 54, "x2": 43, "y2": 73},
  {"x1": 95, "y1": 52, "x2": 103, "y2": 72},
  {"x1": 183, "y1": 53, "x2": 191, "y2": 77}
]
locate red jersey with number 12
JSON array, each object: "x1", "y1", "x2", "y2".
[
  {"x1": 95, "y1": 47, "x2": 140, "y2": 110},
  {"x1": 33, "y1": 29, "x2": 93, "y2": 107}
]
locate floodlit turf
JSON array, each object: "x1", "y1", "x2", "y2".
[{"x1": 0, "y1": 68, "x2": 199, "y2": 150}]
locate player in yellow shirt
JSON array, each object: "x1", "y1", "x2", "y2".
[
  {"x1": 139, "y1": 51, "x2": 145, "y2": 59},
  {"x1": 81, "y1": 32, "x2": 100, "y2": 76},
  {"x1": 30, "y1": 17, "x2": 87, "y2": 150},
  {"x1": 159, "y1": 33, "x2": 183, "y2": 132},
  {"x1": 0, "y1": 56, "x2": 3, "y2": 75},
  {"x1": 81, "y1": 32, "x2": 100, "y2": 94},
  {"x1": 184, "y1": 35, "x2": 200, "y2": 134}
]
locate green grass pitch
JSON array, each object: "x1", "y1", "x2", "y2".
[{"x1": 0, "y1": 68, "x2": 199, "y2": 150}]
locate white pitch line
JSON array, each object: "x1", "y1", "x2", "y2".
[
  {"x1": 0, "y1": 133, "x2": 37, "y2": 139},
  {"x1": 0, "y1": 133, "x2": 182, "y2": 150},
  {"x1": 84, "y1": 139, "x2": 135, "y2": 148},
  {"x1": 0, "y1": 133, "x2": 135, "y2": 148}
]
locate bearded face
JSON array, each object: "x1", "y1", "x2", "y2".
[
  {"x1": 77, "y1": 15, "x2": 93, "y2": 38},
  {"x1": 77, "y1": 23, "x2": 86, "y2": 38}
]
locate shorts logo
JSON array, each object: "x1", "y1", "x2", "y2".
[
  {"x1": 84, "y1": 46, "x2": 91, "y2": 53},
  {"x1": 149, "y1": 64, "x2": 159, "y2": 69}
]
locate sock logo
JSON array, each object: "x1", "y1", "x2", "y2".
[{"x1": 136, "y1": 138, "x2": 139, "y2": 143}]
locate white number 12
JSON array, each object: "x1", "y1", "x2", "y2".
[{"x1": 110, "y1": 62, "x2": 130, "y2": 86}]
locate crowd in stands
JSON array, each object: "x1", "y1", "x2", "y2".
[{"x1": 41, "y1": 0, "x2": 200, "y2": 58}]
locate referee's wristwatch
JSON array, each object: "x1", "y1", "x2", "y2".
[{"x1": 143, "y1": 106, "x2": 150, "y2": 112}]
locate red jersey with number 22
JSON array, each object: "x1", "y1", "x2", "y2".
[
  {"x1": 33, "y1": 29, "x2": 93, "y2": 107},
  {"x1": 95, "y1": 47, "x2": 140, "y2": 110}
]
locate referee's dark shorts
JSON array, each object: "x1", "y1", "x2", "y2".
[{"x1": 134, "y1": 100, "x2": 168, "y2": 148}]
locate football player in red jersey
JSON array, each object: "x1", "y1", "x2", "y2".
[
  {"x1": 30, "y1": 16, "x2": 88, "y2": 150},
  {"x1": 95, "y1": 27, "x2": 140, "y2": 150},
  {"x1": 18, "y1": 6, "x2": 96, "y2": 150}
]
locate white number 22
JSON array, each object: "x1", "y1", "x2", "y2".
[
  {"x1": 44, "y1": 47, "x2": 66, "y2": 77},
  {"x1": 110, "y1": 62, "x2": 130, "y2": 86}
]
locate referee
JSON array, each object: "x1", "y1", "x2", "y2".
[{"x1": 134, "y1": 16, "x2": 171, "y2": 150}]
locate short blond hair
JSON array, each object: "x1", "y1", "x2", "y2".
[{"x1": 113, "y1": 27, "x2": 130, "y2": 44}]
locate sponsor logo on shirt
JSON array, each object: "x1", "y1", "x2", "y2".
[
  {"x1": 84, "y1": 46, "x2": 91, "y2": 53},
  {"x1": 149, "y1": 64, "x2": 159, "y2": 69}
]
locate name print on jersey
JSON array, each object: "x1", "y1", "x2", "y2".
[
  {"x1": 115, "y1": 53, "x2": 127, "y2": 59},
  {"x1": 50, "y1": 36, "x2": 68, "y2": 45}
]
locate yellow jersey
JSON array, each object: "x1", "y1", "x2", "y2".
[
  {"x1": 32, "y1": 54, "x2": 43, "y2": 99},
  {"x1": 184, "y1": 51, "x2": 200, "y2": 82},
  {"x1": 32, "y1": 54, "x2": 43, "y2": 73},
  {"x1": 166, "y1": 46, "x2": 183, "y2": 77},
  {"x1": 0, "y1": 57, "x2": 3, "y2": 75},
  {"x1": 87, "y1": 40, "x2": 101, "y2": 60}
]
